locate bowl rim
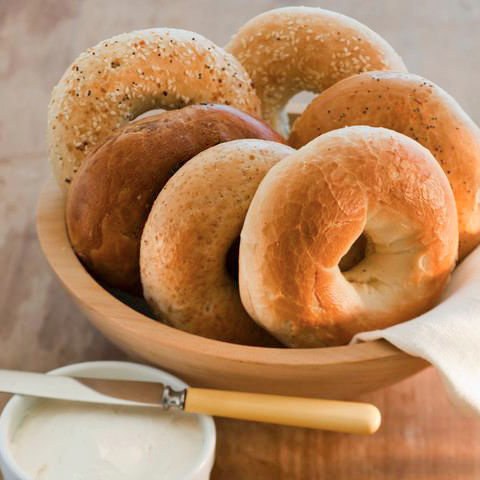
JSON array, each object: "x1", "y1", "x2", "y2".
[
  {"x1": 0, "y1": 361, "x2": 216, "y2": 480},
  {"x1": 36, "y1": 174, "x2": 409, "y2": 368}
]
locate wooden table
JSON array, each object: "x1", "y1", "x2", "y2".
[{"x1": 2, "y1": 1, "x2": 480, "y2": 478}]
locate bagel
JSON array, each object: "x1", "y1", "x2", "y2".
[
  {"x1": 48, "y1": 28, "x2": 261, "y2": 188},
  {"x1": 226, "y1": 6, "x2": 406, "y2": 136},
  {"x1": 289, "y1": 71, "x2": 480, "y2": 259},
  {"x1": 66, "y1": 104, "x2": 284, "y2": 292},
  {"x1": 140, "y1": 139, "x2": 294, "y2": 345},
  {"x1": 239, "y1": 127, "x2": 458, "y2": 348}
]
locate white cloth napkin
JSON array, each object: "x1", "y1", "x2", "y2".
[{"x1": 352, "y1": 245, "x2": 480, "y2": 416}]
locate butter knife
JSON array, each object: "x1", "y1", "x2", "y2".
[{"x1": 0, "y1": 369, "x2": 381, "y2": 434}]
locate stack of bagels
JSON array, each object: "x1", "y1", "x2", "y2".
[{"x1": 48, "y1": 7, "x2": 480, "y2": 348}]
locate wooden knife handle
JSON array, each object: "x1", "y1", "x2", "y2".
[{"x1": 184, "y1": 388, "x2": 381, "y2": 434}]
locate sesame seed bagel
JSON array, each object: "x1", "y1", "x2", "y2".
[
  {"x1": 66, "y1": 104, "x2": 284, "y2": 293},
  {"x1": 48, "y1": 28, "x2": 261, "y2": 188},
  {"x1": 226, "y1": 6, "x2": 406, "y2": 136},
  {"x1": 239, "y1": 127, "x2": 458, "y2": 348},
  {"x1": 140, "y1": 139, "x2": 294, "y2": 345},
  {"x1": 289, "y1": 71, "x2": 480, "y2": 259}
]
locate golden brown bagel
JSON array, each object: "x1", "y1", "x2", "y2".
[
  {"x1": 289, "y1": 71, "x2": 480, "y2": 259},
  {"x1": 140, "y1": 139, "x2": 294, "y2": 345},
  {"x1": 48, "y1": 28, "x2": 261, "y2": 188},
  {"x1": 66, "y1": 104, "x2": 284, "y2": 292},
  {"x1": 226, "y1": 6, "x2": 406, "y2": 136},
  {"x1": 240, "y1": 127, "x2": 458, "y2": 348}
]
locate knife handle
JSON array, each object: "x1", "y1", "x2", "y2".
[{"x1": 184, "y1": 388, "x2": 381, "y2": 434}]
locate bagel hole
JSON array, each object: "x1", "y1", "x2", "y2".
[
  {"x1": 286, "y1": 91, "x2": 316, "y2": 125},
  {"x1": 134, "y1": 108, "x2": 168, "y2": 121},
  {"x1": 225, "y1": 237, "x2": 241, "y2": 283},
  {"x1": 339, "y1": 233, "x2": 368, "y2": 272}
]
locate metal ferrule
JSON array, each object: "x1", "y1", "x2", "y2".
[{"x1": 162, "y1": 385, "x2": 186, "y2": 410}]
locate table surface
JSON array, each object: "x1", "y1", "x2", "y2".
[{"x1": 1, "y1": 1, "x2": 480, "y2": 478}]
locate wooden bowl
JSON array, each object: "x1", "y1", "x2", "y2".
[{"x1": 36, "y1": 175, "x2": 428, "y2": 399}]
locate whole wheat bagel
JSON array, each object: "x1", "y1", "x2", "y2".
[
  {"x1": 48, "y1": 28, "x2": 261, "y2": 188},
  {"x1": 290, "y1": 71, "x2": 480, "y2": 259},
  {"x1": 226, "y1": 6, "x2": 406, "y2": 136},
  {"x1": 140, "y1": 139, "x2": 294, "y2": 345},
  {"x1": 66, "y1": 104, "x2": 284, "y2": 293},
  {"x1": 239, "y1": 127, "x2": 458, "y2": 347}
]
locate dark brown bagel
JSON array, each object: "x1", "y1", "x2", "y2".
[{"x1": 66, "y1": 104, "x2": 284, "y2": 292}]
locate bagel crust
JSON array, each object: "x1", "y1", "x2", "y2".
[
  {"x1": 66, "y1": 104, "x2": 284, "y2": 292},
  {"x1": 48, "y1": 28, "x2": 261, "y2": 188},
  {"x1": 239, "y1": 127, "x2": 458, "y2": 347},
  {"x1": 289, "y1": 71, "x2": 480, "y2": 259},
  {"x1": 140, "y1": 139, "x2": 294, "y2": 345},
  {"x1": 226, "y1": 6, "x2": 406, "y2": 135}
]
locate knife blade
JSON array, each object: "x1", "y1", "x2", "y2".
[{"x1": 0, "y1": 370, "x2": 169, "y2": 408}]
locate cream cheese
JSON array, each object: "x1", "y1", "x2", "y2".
[{"x1": 10, "y1": 399, "x2": 204, "y2": 480}]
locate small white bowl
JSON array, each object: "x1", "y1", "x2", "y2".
[{"x1": 0, "y1": 361, "x2": 216, "y2": 480}]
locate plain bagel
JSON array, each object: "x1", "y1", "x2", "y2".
[
  {"x1": 66, "y1": 104, "x2": 284, "y2": 292},
  {"x1": 239, "y1": 126, "x2": 458, "y2": 348},
  {"x1": 226, "y1": 6, "x2": 406, "y2": 135},
  {"x1": 140, "y1": 139, "x2": 294, "y2": 345},
  {"x1": 48, "y1": 28, "x2": 261, "y2": 188},
  {"x1": 289, "y1": 71, "x2": 480, "y2": 259}
]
